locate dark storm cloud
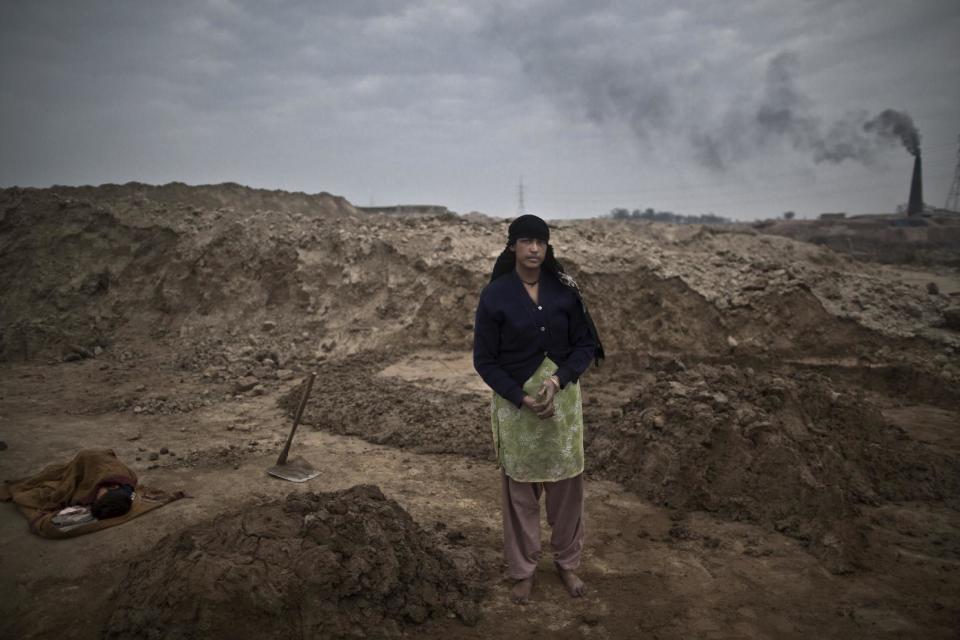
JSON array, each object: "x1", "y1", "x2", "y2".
[
  {"x1": 1, "y1": 0, "x2": 958, "y2": 219},
  {"x1": 0, "y1": 0, "x2": 504, "y2": 185},
  {"x1": 0, "y1": 1, "x2": 491, "y2": 117}
]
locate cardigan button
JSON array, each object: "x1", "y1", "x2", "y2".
[
  {"x1": 540, "y1": 327, "x2": 545, "y2": 332},
  {"x1": 537, "y1": 306, "x2": 542, "y2": 310}
]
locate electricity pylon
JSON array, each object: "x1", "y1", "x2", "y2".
[{"x1": 517, "y1": 177, "x2": 526, "y2": 216}]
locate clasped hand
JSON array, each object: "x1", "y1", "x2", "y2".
[{"x1": 522, "y1": 378, "x2": 558, "y2": 419}]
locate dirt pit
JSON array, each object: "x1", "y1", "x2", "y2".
[
  {"x1": 283, "y1": 352, "x2": 960, "y2": 575},
  {"x1": 586, "y1": 360, "x2": 960, "y2": 573},
  {"x1": 279, "y1": 352, "x2": 494, "y2": 458},
  {"x1": 104, "y1": 485, "x2": 482, "y2": 639}
]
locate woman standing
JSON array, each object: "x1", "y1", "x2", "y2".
[{"x1": 473, "y1": 214, "x2": 603, "y2": 604}]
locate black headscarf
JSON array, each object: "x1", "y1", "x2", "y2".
[
  {"x1": 507, "y1": 214, "x2": 550, "y2": 245},
  {"x1": 489, "y1": 215, "x2": 605, "y2": 366}
]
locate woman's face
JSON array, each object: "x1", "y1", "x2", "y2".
[{"x1": 512, "y1": 237, "x2": 546, "y2": 268}]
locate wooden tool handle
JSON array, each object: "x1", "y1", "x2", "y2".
[{"x1": 276, "y1": 372, "x2": 316, "y2": 465}]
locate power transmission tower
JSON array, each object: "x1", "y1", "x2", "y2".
[
  {"x1": 517, "y1": 177, "x2": 526, "y2": 216},
  {"x1": 946, "y1": 135, "x2": 960, "y2": 212}
]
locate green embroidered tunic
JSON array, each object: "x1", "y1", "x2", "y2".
[{"x1": 491, "y1": 357, "x2": 584, "y2": 482}]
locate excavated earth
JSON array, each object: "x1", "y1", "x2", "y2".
[
  {"x1": 1, "y1": 182, "x2": 959, "y2": 639},
  {"x1": 104, "y1": 485, "x2": 481, "y2": 639}
]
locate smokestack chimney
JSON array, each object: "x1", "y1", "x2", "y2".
[{"x1": 907, "y1": 154, "x2": 923, "y2": 216}]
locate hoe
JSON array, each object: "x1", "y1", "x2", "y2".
[{"x1": 267, "y1": 372, "x2": 320, "y2": 482}]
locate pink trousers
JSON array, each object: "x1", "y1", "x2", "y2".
[{"x1": 500, "y1": 471, "x2": 584, "y2": 580}]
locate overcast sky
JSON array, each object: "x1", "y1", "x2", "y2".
[{"x1": 2, "y1": 0, "x2": 959, "y2": 220}]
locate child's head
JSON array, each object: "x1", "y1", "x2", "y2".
[{"x1": 92, "y1": 486, "x2": 132, "y2": 519}]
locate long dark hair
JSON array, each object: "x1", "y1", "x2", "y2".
[{"x1": 490, "y1": 243, "x2": 605, "y2": 366}]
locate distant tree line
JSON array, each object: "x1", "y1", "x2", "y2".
[{"x1": 609, "y1": 207, "x2": 733, "y2": 225}]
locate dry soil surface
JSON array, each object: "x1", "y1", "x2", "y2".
[{"x1": 1, "y1": 183, "x2": 959, "y2": 639}]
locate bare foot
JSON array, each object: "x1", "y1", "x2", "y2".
[
  {"x1": 510, "y1": 575, "x2": 535, "y2": 604},
  {"x1": 556, "y1": 564, "x2": 586, "y2": 597}
]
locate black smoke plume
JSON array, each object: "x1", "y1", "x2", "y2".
[
  {"x1": 692, "y1": 52, "x2": 921, "y2": 170},
  {"x1": 495, "y1": 9, "x2": 921, "y2": 173},
  {"x1": 863, "y1": 109, "x2": 921, "y2": 157}
]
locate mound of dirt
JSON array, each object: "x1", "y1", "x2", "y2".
[
  {"x1": 280, "y1": 352, "x2": 959, "y2": 573},
  {"x1": 757, "y1": 213, "x2": 960, "y2": 267},
  {"x1": 0, "y1": 183, "x2": 352, "y2": 362},
  {"x1": 586, "y1": 361, "x2": 960, "y2": 573},
  {"x1": 104, "y1": 485, "x2": 482, "y2": 639},
  {"x1": 4, "y1": 183, "x2": 957, "y2": 371},
  {"x1": 279, "y1": 354, "x2": 493, "y2": 459}
]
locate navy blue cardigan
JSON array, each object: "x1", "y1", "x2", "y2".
[{"x1": 473, "y1": 270, "x2": 596, "y2": 408}]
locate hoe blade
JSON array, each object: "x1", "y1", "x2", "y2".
[{"x1": 267, "y1": 456, "x2": 320, "y2": 483}]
